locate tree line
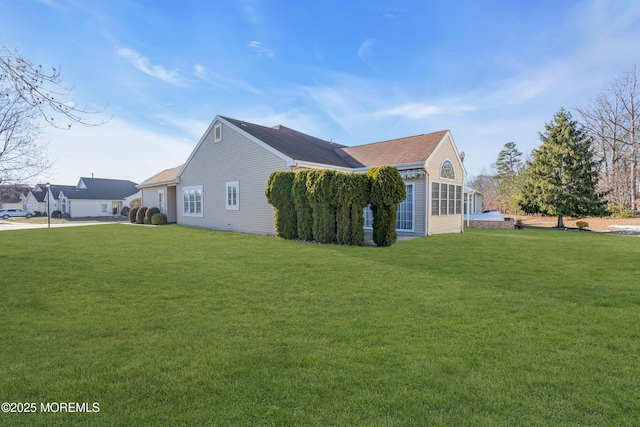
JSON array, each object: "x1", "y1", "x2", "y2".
[{"x1": 468, "y1": 66, "x2": 640, "y2": 225}]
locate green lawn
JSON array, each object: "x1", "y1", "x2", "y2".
[{"x1": 1, "y1": 225, "x2": 639, "y2": 426}]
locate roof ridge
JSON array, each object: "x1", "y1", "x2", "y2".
[{"x1": 352, "y1": 130, "x2": 448, "y2": 149}]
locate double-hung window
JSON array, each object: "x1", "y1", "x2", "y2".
[
  {"x1": 183, "y1": 185, "x2": 203, "y2": 217},
  {"x1": 226, "y1": 181, "x2": 239, "y2": 210}
]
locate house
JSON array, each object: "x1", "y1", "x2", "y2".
[
  {"x1": 138, "y1": 165, "x2": 182, "y2": 223},
  {"x1": 140, "y1": 115, "x2": 466, "y2": 236},
  {"x1": 0, "y1": 185, "x2": 31, "y2": 209},
  {"x1": 23, "y1": 178, "x2": 140, "y2": 217}
]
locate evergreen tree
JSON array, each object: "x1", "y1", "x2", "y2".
[
  {"x1": 493, "y1": 142, "x2": 524, "y2": 213},
  {"x1": 518, "y1": 109, "x2": 607, "y2": 228}
]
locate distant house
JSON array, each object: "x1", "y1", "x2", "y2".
[
  {"x1": 23, "y1": 178, "x2": 140, "y2": 218},
  {"x1": 140, "y1": 115, "x2": 467, "y2": 236},
  {"x1": 0, "y1": 185, "x2": 31, "y2": 209}
]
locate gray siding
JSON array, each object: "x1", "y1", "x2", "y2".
[{"x1": 178, "y1": 121, "x2": 288, "y2": 234}]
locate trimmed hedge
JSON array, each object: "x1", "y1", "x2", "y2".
[
  {"x1": 151, "y1": 212, "x2": 167, "y2": 225},
  {"x1": 368, "y1": 166, "x2": 406, "y2": 247},
  {"x1": 136, "y1": 207, "x2": 148, "y2": 225},
  {"x1": 334, "y1": 172, "x2": 370, "y2": 245},
  {"x1": 129, "y1": 207, "x2": 140, "y2": 223},
  {"x1": 121, "y1": 206, "x2": 130, "y2": 217},
  {"x1": 306, "y1": 169, "x2": 337, "y2": 243},
  {"x1": 292, "y1": 170, "x2": 314, "y2": 240},
  {"x1": 265, "y1": 171, "x2": 298, "y2": 239},
  {"x1": 145, "y1": 207, "x2": 161, "y2": 224},
  {"x1": 51, "y1": 210, "x2": 62, "y2": 219}
]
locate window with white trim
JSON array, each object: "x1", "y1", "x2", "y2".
[
  {"x1": 214, "y1": 123, "x2": 222, "y2": 143},
  {"x1": 158, "y1": 189, "x2": 165, "y2": 213},
  {"x1": 431, "y1": 183, "x2": 463, "y2": 216},
  {"x1": 396, "y1": 183, "x2": 414, "y2": 231},
  {"x1": 440, "y1": 160, "x2": 455, "y2": 180},
  {"x1": 363, "y1": 184, "x2": 414, "y2": 231},
  {"x1": 226, "y1": 181, "x2": 239, "y2": 210},
  {"x1": 101, "y1": 203, "x2": 107, "y2": 213},
  {"x1": 183, "y1": 185, "x2": 203, "y2": 217}
]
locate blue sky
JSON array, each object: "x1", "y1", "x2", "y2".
[{"x1": 2, "y1": 0, "x2": 640, "y2": 185}]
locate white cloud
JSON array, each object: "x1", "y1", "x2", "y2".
[
  {"x1": 117, "y1": 47, "x2": 184, "y2": 86},
  {"x1": 378, "y1": 103, "x2": 477, "y2": 119},
  {"x1": 247, "y1": 41, "x2": 274, "y2": 58},
  {"x1": 193, "y1": 63, "x2": 263, "y2": 95}
]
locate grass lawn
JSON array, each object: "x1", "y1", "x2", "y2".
[{"x1": 1, "y1": 225, "x2": 639, "y2": 426}]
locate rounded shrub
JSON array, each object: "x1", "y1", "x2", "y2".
[
  {"x1": 129, "y1": 207, "x2": 140, "y2": 223},
  {"x1": 121, "y1": 206, "x2": 130, "y2": 217},
  {"x1": 145, "y1": 206, "x2": 161, "y2": 224},
  {"x1": 151, "y1": 212, "x2": 167, "y2": 225},
  {"x1": 136, "y1": 207, "x2": 148, "y2": 224},
  {"x1": 265, "y1": 171, "x2": 298, "y2": 239},
  {"x1": 367, "y1": 166, "x2": 406, "y2": 247},
  {"x1": 51, "y1": 210, "x2": 62, "y2": 219}
]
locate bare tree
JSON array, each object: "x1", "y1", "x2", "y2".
[
  {"x1": 577, "y1": 65, "x2": 640, "y2": 209},
  {"x1": 1, "y1": 44, "x2": 108, "y2": 183}
]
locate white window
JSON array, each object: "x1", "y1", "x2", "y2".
[
  {"x1": 158, "y1": 189, "x2": 165, "y2": 213},
  {"x1": 431, "y1": 182, "x2": 462, "y2": 216},
  {"x1": 226, "y1": 181, "x2": 239, "y2": 210},
  {"x1": 396, "y1": 184, "x2": 414, "y2": 231},
  {"x1": 214, "y1": 123, "x2": 222, "y2": 143},
  {"x1": 363, "y1": 183, "x2": 414, "y2": 231},
  {"x1": 440, "y1": 160, "x2": 455, "y2": 180},
  {"x1": 183, "y1": 185, "x2": 203, "y2": 217},
  {"x1": 101, "y1": 203, "x2": 107, "y2": 213}
]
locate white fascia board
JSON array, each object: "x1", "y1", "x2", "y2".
[
  {"x1": 137, "y1": 179, "x2": 179, "y2": 190},
  {"x1": 353, "y1": 161, "x2": 427, "y2": 173},
  {"x1": 294, "y1": 160, "x2": 355, "y2": 172}
]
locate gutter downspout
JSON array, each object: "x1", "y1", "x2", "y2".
[{"x1": 425, "y1": 168, "x2": 431, "y2": 236}]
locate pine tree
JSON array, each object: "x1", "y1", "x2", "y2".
[
  {"x1": 518, "y1": 109, "x2": 607, "y2": 228},
  {"x1": 493, "y1": 142, "x2": 523, "y2": 213}
]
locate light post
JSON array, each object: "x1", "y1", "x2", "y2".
[{"x1": 45, "y1": 182, "x2": 51, "y2": 228}]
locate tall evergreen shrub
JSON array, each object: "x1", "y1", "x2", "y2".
[
  {"x1": 368, "y1": 166, "x2": 406, "y2": 247},
  {"x1": 129, "y1": 207, "x2": 139, "y2": 223},
  {"x1": 292, "y1": 170, "x2": 314, "y2": 240},
  {"x1": 306, "y1": 169, "x2": 337, "y2": 243},
  {"x1": 265, "y1": 171, "x2": 298, "y2": 239},
  {"x1": 145, "y1": 206, "x2": 160, "y2": 224},
  {"x1": 334, "y1": 172, "x2": 371, "y2": 245},
  {"x1": 136, "y1": 207, "x2": 148, "y2": 225}
]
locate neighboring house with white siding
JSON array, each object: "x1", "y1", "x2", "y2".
[
  {"x1": 23, "y1": 178, "x2": 140, "y2": 218},
  {"x1": 140, "y1": 115, "x2": 466, "y2": 236}
]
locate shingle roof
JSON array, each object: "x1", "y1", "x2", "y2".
[
  {"x1": 340, "y1": 131, "x2": 448, "y2": 167},
  {"x1": 222, "y1": 117, "x2": 363, "y2": 168},
  {"x1": 33, "y1": 184, "x2": 76, "y2": 202},
  {"x1": 138, "y1": 165, "x2": 182, "y2": 188},
  {"x1": 60, "y1": 178, "x2": 139, "y2": 200}
]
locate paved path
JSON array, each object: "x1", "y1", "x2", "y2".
[{"x1": 0, "y1": 219, "x2": 125, "y2": 231}]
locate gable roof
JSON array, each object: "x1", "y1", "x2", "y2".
[
  {"x1": 60, "y1": 178, "x2": 139, "y2": 200},
  {"x1": 341, "y1": 131, "x2": 448, "y2": 167},
  {"x1": 32, "y1": 184, "x2": 77, "y2": 202},
  {"x1": 222, "y1": 117, "x2": 363, "y2": 168},
  {"x1": 138, "y1": 165, "x2": 182, "y2": 188}
]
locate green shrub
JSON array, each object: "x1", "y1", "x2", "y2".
[
  {"x1": 136, "y1": 207, "x2": 148, "y2": 224},
  {"x1": 121, "y1": 206, "x2": 130, "y2": 217},
  {"x1": 334, "y1": 172, "x2": 370, "y2": 245},
  {"x1": 145, "y1": 206, "x2": 160, "y2": 224},
  {"x1": 608, "y1": 205, "x2": 634, "y2": 219},
  {"x1": 265, "y1": 171, "x2": 298, "y2": 239},
  {"x1": 292, "y1": 170, "x2": 314, "y2": 240},
  {"x1": 368, "y1": 166, "x2": 406, "y2": 247},
  {"x1": 151, "y1": 212, "x2": 167, "y2": 225},
  {"x1": 576, "y1": 221, "x2": 589, "y2": 230},
  {"x1": 51, "y1": 210, "x2": 62, "y2": 219},
  {"x1": 129, "y1": 207, "x2": 139, "y2": 223},
  {"x1": 306, "y1": 169, "x2": 337, "y2": 243}
]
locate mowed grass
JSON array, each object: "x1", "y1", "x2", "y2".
[{"x1": 1, "y1": 225, "x2": 639, "y2": 426}]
